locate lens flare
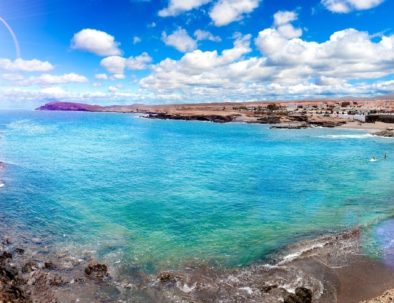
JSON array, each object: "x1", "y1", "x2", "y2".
[{"x1": 0, "y1": 16, "x2": 21, "y2": 58}]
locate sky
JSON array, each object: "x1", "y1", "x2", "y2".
[{"x1": 0, "y1": 0, "x2": 394, "y2": 108}]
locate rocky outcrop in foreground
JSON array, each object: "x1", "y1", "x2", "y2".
[{"x1": 0, "y1": 236, "x2": 114, "y2": 303}]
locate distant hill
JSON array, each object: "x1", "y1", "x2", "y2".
[{"x1": 36, "y1": 102, "x2": 104, "y2": 112}]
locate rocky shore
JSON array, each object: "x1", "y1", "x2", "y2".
[
  {"x1": 3, "y1": 224, "x2": 394, "y2": 303},
  {"x1": 373, "y1": 129, "x2": 394, "y2": 137},
  {"x1": 0, "y1": 235, "x2": 117, "y2": 302}
]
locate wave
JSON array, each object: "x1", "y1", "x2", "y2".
[{"x1": 318, "y1": 133, "x2": 374, "y2": 139}]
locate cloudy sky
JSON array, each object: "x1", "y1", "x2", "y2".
[{"x1": 0, "y1": 0, "x2": 394, "y2": 108}]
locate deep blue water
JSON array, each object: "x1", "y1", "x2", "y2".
[{"x1": 0, "y1": 110, "x2": 394, "y2": 271}]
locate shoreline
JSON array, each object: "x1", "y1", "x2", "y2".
[
  {"x1": 2, "y1": 219, "x2": 394, "y2": 302},
  {"x1": 36, "y1": 101, "x2": 394, "y2": 137}
]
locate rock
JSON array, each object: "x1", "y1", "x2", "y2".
[
  {"x1": 283, "y1": 287, "x2": 312, "y2": 303},
  {"x1": 0, "y1": 251, "x2": 12, "y2": 261},
  {"x1": 270, "y1": 123, "x2": 309, "y2": 129},
  {"x1": 44, "y1": 262, "x2": 56, "y2": 270},
  {"x1": 157, "y1": 271, "x2": 182, "y2": 284},
  {"x1": 147, "y1": 113, "x2": 235, "y2": 123},
  {"x1": 85, "y1": 262, "x2": 108, "y2": 280},
  {"x1": 15, "y1": 248, "x2": 25, "y2": 255},
  {"x1": 22, "y1": 261, "x2": 38, "y2": 273},
  {"x1": 373, "y1": 129, "x2": 394, "y2": 137},
  {"x1": 260, "y1": 284, "x2": 278, "y2": 293}
]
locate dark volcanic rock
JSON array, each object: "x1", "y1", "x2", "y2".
[
  {"x1": 36, "y1": 101, "x2": 104, "y2": 112},
  {"x1": 147, "y1": 113, "x2": 235, "y2": 123},
  {"x1": 85, "y1": 262, "x2": 109, "y2": 280},
  {"x1": 256, "y1": 115, "x2": 282, "y2": 124},
  {"x1": 283, "y1": 287, "x2": 313, "y2": 303}
]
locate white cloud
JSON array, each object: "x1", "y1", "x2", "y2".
[
  {"x1": 72, "y1": 29, "x2": 121, "y2": 56},
  {"x1": 100, "y1": 53, "x2": 153, "y2": 77},
  {"x1": 158, "y1": 0, "x2": 211, "y2": 16},
  {"x1": 322, "y1": 0, "x2": 384, "y2": 13},
  {"x1": 162, "y1": 28, "x2": 197, "y2": 52},
  {"x1": 272, "y1": 11, "x2": 302, "y2": 39},
  {"x1": 138, "y1": 25, "x2": 394, "y2": 103},
  {"x1": 133, "y1": 36, "x2": 142, "y2": 44},
  {"x1": 126, "y1": 52, "x2": 152, "y2": 70},
  {"x1": 95, "y1": 73, "x2": 109, "y2": 80},
  {"x1": 194, "y1": 30, "x2": 222, "y2": 42},
  {"x1": 100, "y1": 56, "x2": 126, "y2": 74},
  {"x1": 209, "y1": 0, "x2": 260, "y2": 26},
  {"x1": 20, "y1": 73, "x2": 88, "y2": 86},
  {"x1": 273, "y1": 11, "x2": 298, "y2": 26},
  {"x1": 0, "y1": 58, "x2": 54, "y2": 72}
]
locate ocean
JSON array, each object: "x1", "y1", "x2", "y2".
[{"x1": 0, "y1": 110, "x2": 394, "y2": 279}]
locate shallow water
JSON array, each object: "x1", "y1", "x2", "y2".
[{"x1": 0, "y1": 110, "x2": 394, "y2": 273}]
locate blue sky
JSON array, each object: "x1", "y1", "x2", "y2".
[{"x1": 0, "y1": 0, "x2": 394, "y2": 108}]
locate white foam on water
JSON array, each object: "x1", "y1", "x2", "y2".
[
  {"x1": 177, "y1": 282, "x2": 196, "y2": 293},
  {"x1": 239, "y1": 287, "x2": 253, "y2": 295},
  {"x1": 277, "y1": 242, "x2": 326, "y2": 266},
  {"x1": 319, "y1": 133, "x2": 374, "y2": 139}
]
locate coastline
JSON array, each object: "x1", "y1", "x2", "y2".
[
  {"x1": 3, "y1": 107, "x2": 394, "y2": 301},
  {"x1": 2, "y1": 218, "x2": 394, "y2": 302},
  {"x1": 36, "y1": 100, "x2": 394, "y2": 137}
]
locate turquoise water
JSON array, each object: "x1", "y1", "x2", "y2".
[{"x1": 1, "y1": 110, "x2": 394, "y2": 272}]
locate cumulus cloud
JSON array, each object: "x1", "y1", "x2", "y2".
[
  {"x1": 209, "y1": 0, "x2": 260, "y2": 26},
  {"x1": 194, "y1": 30, "x2": 222, "y2": 42},
  {"x1": 95, "y1": 73, "x2": 109, "y2": 80},
  {"x1": 158, "y1": 0, "x2": 211, "y2": 16},
  {"x1": 126, "y1": 52, "x2": 152, "y2": 70},
  {"x1": 272, "y1": 11, "x2": 302, "y2": 39},
  {"x1": 322, "y1": 0, "x2": 384, "y2": 13},
  {"x1": 15, "y1": 73, "x2": 89, "y2": 86},
  {"x1": 72, "y1": 29, "x2": 121, "y2": 56},
  {"x1": 138, "y1": 24, "x2": 394, "y2": 102},
  {"x1": 0, "y1": 58, "x2": 54, "y2": 72},
  {"x1": 162, "y1": 28, "x2": 197, "y2": 52},
  {"x1": 100, "y1": 53, "x2": 152, "y2": 77}
]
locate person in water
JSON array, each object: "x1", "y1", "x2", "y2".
[{"x1": 384, "y1": 152, "x2": 387, "y2": 160}]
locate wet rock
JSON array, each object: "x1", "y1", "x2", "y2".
[
  {"x1": 157, "y1": 271, "x2": 180, "y2": 284},
  {"x1": 0, "y1": 251, "x2": 12, "y2": 261},
  {"x1": 1, "y1": 264, "x2": 18, "y2": 281},
  {"x1": 283, "y1": 287, "x2": 312, "y2": 303},
  {"x1": 374, "y1": 129, "x2": 394, "y2": 137},
  {"x1": 22, "y1": 261, "x2": 38, "y2": 273},
  {"x1": 85, "y1": 262, "x2": 109, "y2": 280},
  {"x1": 44, "y1": 261, "x2": 56, "y2": 270},
  {"x1": 15, "y1": 248, "x2": 25, "y2": 255},
  {"x1": 48, "y1": 274, "x2": 67, "y2": 286},
  {"x1": 260, "y1": 284, "x2": 278, "y2": 293},
  {"x1": 0, "y1": 284, "x2": 26, "y2": 302},
  {"x1": 2, "y1": 237, "x2": 12, "y2": 245}
]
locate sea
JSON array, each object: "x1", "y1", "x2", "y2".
[{"x1": 1, "y1": 110, "x2": 394, "y2": 300}]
